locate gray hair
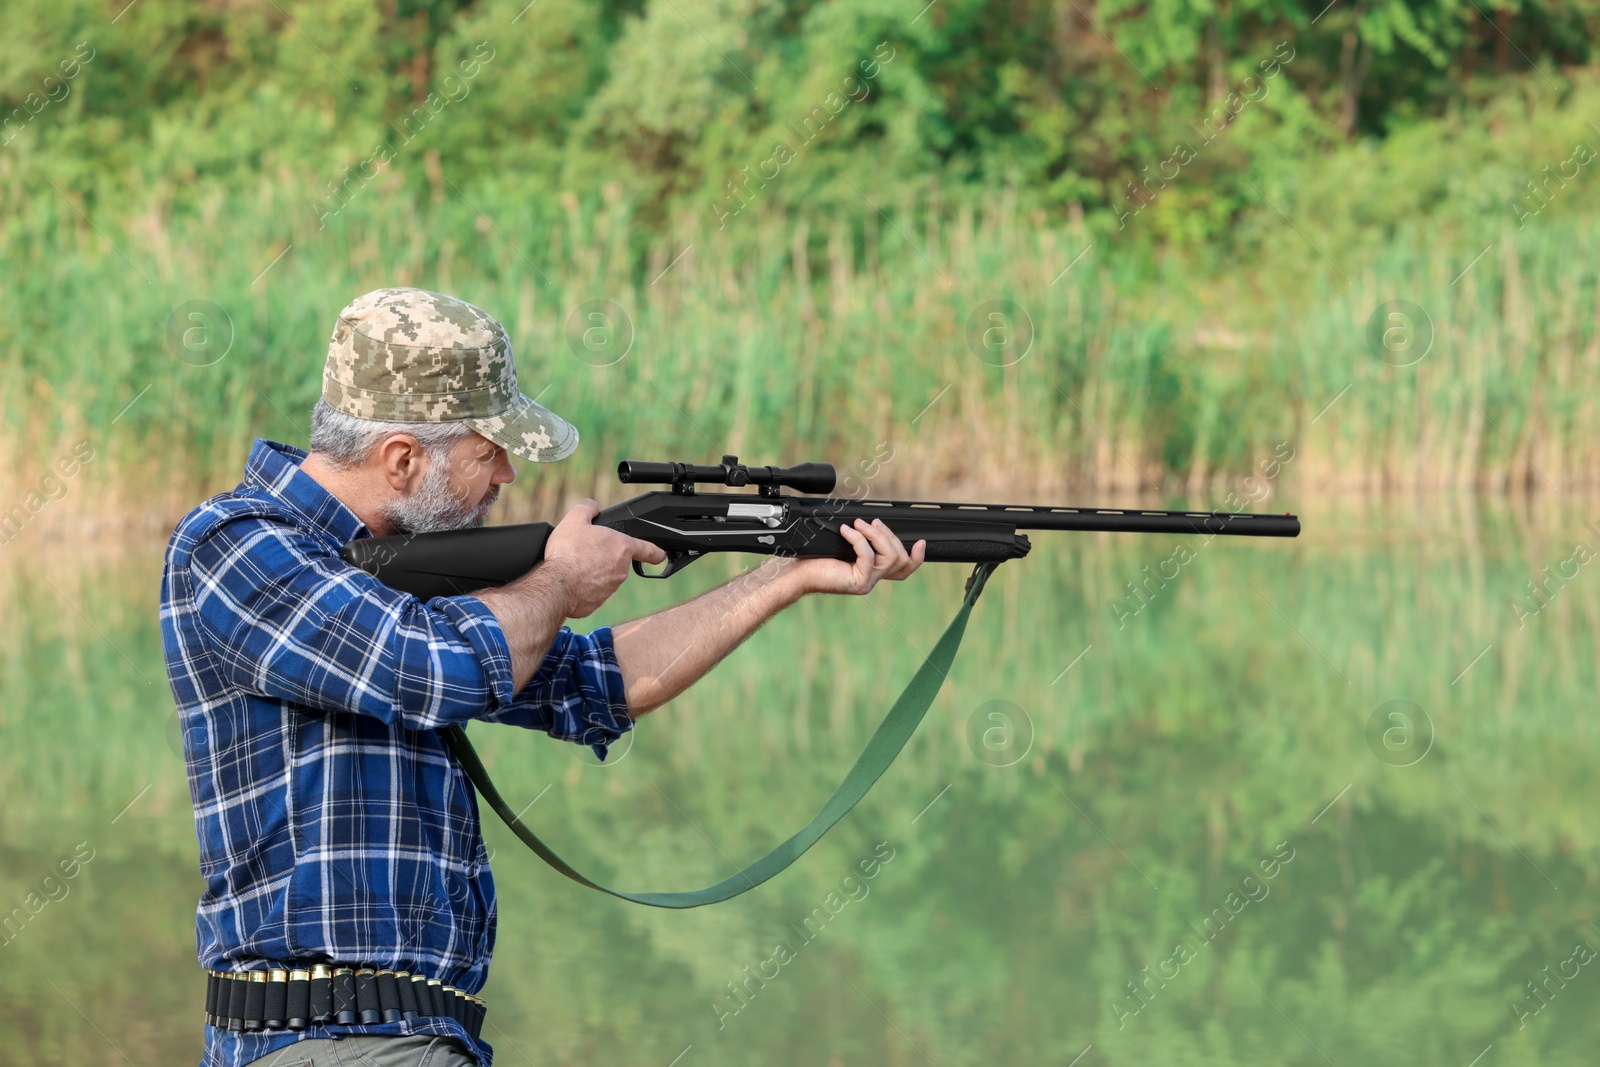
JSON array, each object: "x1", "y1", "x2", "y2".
[{"x1": 309, "y1": 397, "x2": 475, "y2": 469}]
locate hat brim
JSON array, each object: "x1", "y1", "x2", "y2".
[{"x1": 463, "y1": 393, "x2": 580, "y2": 463}]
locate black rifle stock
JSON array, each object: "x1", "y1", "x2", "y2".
[{"x1": 339, "y1": 454, "x2": 1301, "y2": 599}]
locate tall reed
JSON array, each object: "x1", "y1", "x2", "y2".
[{"x1": 1, "y1": 178, "x2": 1596, "y2": 525}]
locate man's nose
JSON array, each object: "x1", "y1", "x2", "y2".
[{"x1": 492, "y1": 449, "x2": 515, "y2": 485}]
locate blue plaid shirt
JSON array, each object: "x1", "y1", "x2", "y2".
[{"x1": 159, "y1": 438, "x2": 634, "y2": 1067}]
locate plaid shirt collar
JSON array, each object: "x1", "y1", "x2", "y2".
[{"x1": 240, "y1": 438, "x2": 370, "y2": 547}]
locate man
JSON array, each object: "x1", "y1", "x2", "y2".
[{"x1": 160, "y1": 287, "x2": 925, "y2": 1067}]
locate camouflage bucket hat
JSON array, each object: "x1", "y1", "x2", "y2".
[{"x1": 323, "y1": 286, "x2": 578, "y2": 463}]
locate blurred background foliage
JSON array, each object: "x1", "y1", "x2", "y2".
[
  {"x1": 3, "y1": 0, "x2": 1600, "y2": 503},
  {"x1": 0, "y1": 0, "x2": 1596, "y2": 253}
]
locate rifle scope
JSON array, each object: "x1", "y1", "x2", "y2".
[{"x1": 617, "y1": 454, "x2": 837, "y2": 497}]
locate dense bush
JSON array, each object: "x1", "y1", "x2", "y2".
[{"x1": 1, "y1": 0, "x2": 1594, "y2": 247}]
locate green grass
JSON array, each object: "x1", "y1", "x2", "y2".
[{"x1": 3, "y1": 180, "x2": 1599, "y2": 511}]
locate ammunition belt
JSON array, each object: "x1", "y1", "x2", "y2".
[{"x1": 204, "y1": 965, "x2": 485, "y2": 1041}]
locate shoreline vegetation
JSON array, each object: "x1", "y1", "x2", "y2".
[
  {"x1": 3, "y1": 4, "x2": 1599, "y2": 511},
  {"x1": 1, "y1": 192, "x2": 1597, "y2": 516},
  {"x1": 5, "y1": 76, "x2": 1600, "y2": 510}
]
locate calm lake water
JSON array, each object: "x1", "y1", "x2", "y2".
[{"x1": 2, "y1": 497, "x2": 1597, "y2": 1066}]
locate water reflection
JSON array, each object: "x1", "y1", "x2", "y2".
[{"x1": 2, "y1": 498, "x2": 1597, "y2": 1065}]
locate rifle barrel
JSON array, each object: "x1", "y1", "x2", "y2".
[{"x1": 835, "y1": 499, "x2": 1300, "y2": 538}]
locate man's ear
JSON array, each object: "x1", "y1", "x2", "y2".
[{"x1": 375, "y1": 433, "x2": 427, "y2": 492}]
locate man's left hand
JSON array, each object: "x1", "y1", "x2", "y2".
[{"x1": 786, "y1": 518, "x2": 926, "y2": 596}]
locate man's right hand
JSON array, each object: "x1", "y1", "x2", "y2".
[{"x1": 543, "y1": 499, "x2": 667, "y2": 618}]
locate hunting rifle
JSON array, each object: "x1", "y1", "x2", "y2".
[
  {"x1": 341, "y1": 453, "x2": 1301, "y2": 597},
  {"x1": 340, "y1": 455, "x2": 1301, "y2": 908}
]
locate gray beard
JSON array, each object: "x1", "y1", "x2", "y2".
[{"x1": 378, "y1": 451, "x2": 498, "y2": 535}]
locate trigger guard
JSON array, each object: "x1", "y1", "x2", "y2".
[{"x1": 632, "y1": 552, "x2": 698, "y2": 579}]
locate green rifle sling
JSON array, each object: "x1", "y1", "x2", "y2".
[{"x1": 443, "y1": 561, "x2": 1000, "y2": 909}]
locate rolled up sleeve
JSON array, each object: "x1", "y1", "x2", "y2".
[{"x1": 474, "y1": 621, "x2": 634, "y2": 761}]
